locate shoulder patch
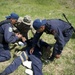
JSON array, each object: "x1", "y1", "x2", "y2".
[{"x1": 8, "y1": 27, "x2": 13, "y2": 32}]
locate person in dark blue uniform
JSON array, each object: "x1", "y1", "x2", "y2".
[
  {"x1": 30, "y1": 19, "x2": 73, "y2": 61},
  {"x1": 0, "y1": 13, "x2": 23, "y2": 62},
  {"x1": 0, "y1": 38, "x2": 50, "y2": 75}
]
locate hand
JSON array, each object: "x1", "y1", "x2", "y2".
[
  {"x1": 15, "y1": 33, "x2": 22, "y2": 39},
  {"x1": 30, "y1": 48, "x2": 34, "y2": 54},
  {"x1": 22, "y1": 37, "x2": 27, "y2": 42},
  {"x1": 55, "y1": 54, "x2": 60, "y2": 59}
]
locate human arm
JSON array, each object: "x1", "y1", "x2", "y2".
[
  {"x1": 53, "y1": 28, "x2": 65, "y2": 58},
  {"x1": 30, "y1": 32, "x2": 43, "y2": 54},
  {"x1": 3, "y1": 24, "x2": 22, "y2": 43}
]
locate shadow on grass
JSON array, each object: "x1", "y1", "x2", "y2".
[
  {"x1": 71, "y1": 33, "x2": 75, "y2": 39},
  {"x1": 41, "y1": 43, "x2": 54, "y2": 65}
]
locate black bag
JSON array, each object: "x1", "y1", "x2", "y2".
[{"x1": 0, "y1": 20, "x2": 11, "y2": 26}]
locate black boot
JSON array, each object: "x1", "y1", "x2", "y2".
[{"x1": 0, "y1": 72, "x2": 8, "y2": 75}]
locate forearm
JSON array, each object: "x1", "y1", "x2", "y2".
[
  {"x1": 32, "y1": 32, "x2": 43, "y2": 47},
  {"x1": 53, "y1": 42, "x2": 64, "y2": 56}
]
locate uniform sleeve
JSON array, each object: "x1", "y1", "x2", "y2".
[
  {"x1": 3, "y1": 24, "x2": 19, "y2": 43},
  {"x1": 53, "y1": 28, "x2": 65, "y2": 55},
  {"x1": 32, "y1": 32, "x2": 43, "y2": 47}
]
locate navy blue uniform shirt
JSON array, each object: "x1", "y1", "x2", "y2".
[
  {"x1": 0, "y1": 22, "x2": 19, "y2": 49},
  {"x1": 32, "y1": 19, "x2": 73, "y2": 55}
]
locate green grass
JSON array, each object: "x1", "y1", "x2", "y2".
[{"x1": 0, "y1": 0, "x2": 75, "y2": 75}]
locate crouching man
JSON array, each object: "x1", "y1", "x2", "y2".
[{"x1": 0, "y1": 13, "x2": 23, "y2": 62}]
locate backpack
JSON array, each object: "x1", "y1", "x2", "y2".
[{"x1": 0, "y1": 20, "x2": 11, "y2": 26}]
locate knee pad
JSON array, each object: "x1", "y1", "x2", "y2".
[
  {"x1": 6, "y1": 55, "x2": 11, "y2": 60},
  {"x1": 19, "y1": 51, "x2": 28, "y2": 62}
]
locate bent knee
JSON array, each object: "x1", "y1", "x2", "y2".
[{"x1": 6, "y1": 55, "x2": 11, "y2": 60}]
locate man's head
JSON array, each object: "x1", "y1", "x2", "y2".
[
  {"x1": 17, "y1": 15, "x2": 32, "y2": 26},
  {"x1": 33, "y1": 19, "x2": 46, "y2": 32},
  {"x1": 6, "y1": 13, "x2": 19, "y2": 24},
  {"x1": 15, "y1": 15, "x2": 32, "y2": 38}
]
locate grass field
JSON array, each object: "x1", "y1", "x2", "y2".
[{"x1": 0, "y1": 0, "x2": 75, "y2": 75}]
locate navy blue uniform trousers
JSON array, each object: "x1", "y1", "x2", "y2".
[
  {"x1": 0, "y1": 45, "x2": 11, "y2": 62},
  {"x1": 2, "y1": 46, "x2": 43, "y2": 75},
  {"x1": 1, "y1": 39, "x2": 49, "y2": 75},
  {"x1": 3, "y1": 53, "x2": 43, "y2": 75}
]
